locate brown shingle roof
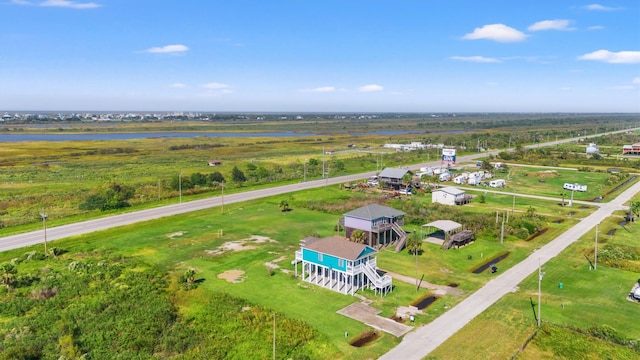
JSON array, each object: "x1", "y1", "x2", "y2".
[{"x1": 304, "y1": 236, "x2": 375, "y2": 261}]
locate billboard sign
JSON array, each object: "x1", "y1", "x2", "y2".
[{"x1": 442, "y1": 148, "x2": 456, "y2": 164}]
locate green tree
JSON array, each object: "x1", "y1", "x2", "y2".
[
  {"x1": 402, "y1": 173, "x2": 413, "y2": 192},
  {"x1": 0, "y1": 262, "x2": 17, "y2": 289},
  {"x1": 231, "y1": 166, "x2": 247, "y2": 183},
  {"x1": 631, "y1": 201, "x2": 640, "y2": 216},
  {"x1": 350, "y1": 229, "x2": 366, "y2": 244},
  {"x1": 179, "y1": 269, "x2": 197, "y2": 290},
  {"x1": 406, "y1": 232, "x2": 422, "y2": 255},
  {"x1": 208, "y1": 171, "x2": 225, "y2": 184}
]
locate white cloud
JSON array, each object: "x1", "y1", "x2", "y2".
[
  {"x1": 300, "y1": 86, "x2": 337, "y2": 93},
  {"x1": 358, "y1": 84, "x2": 383, "y2": 92},
  {"x1": 633, "y1": 77, "x2": 640, "y2": 84},
  {"x1": 584, "y1": 4, "x2": 619, "y2": 11},
  {"x1": 450, "y1": 56, "x2": 501, "y2": 63},
  {"x1": 202, "y1": 82, "x2": 229, "y2": 89},
  {"x1": 462, "y1": 24, "x2": 527, "y2": 42},
  {"x1": 145, "y1": 44, "x2": 189, "y2": 54},
  {"x1": 40, "y1": 0, "x2": 101, "y2": 9},
  {"x1": 10, "y1": 0, "x2": 33, "y2": 5},
  {"x1": 578, "y1": 50, "x2": 640, "y2": 64},
  {"x1": 528, "y1": 19, "x2": 574, "y2": 31},
  {"x1": 169, "y1": 83, "x2": 188, "y2": 89},
  {"x1": 588, "y1": 25, "x2": 605, "y2": 30}
]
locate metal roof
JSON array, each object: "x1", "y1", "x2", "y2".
[
  {"x1": 344, "y1": 204, "x2": 405, "y2": 221},
  {"x1": 378, "y1": 167, "x2": 412, "y2": 179},
  {"x1": 303, "y1": 236, "x2": 376, "y2": 261},
  {"x1": 421, "y1": 220, "x2": 462, "y2": 233},
  {"x1": 433, "y1": 186, "x2": 465, "y2": 196}
]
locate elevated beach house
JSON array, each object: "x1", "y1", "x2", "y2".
[
  {"x1": 293, "y1": 236, "x2": 392, "y2": 296},
  {"x1": 343, "y1": 204, "x2": 407, "y2": 249}
]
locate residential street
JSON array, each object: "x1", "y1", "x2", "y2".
[{"x1": 379, "y1": 179, "x2": 640, "y2": 360}]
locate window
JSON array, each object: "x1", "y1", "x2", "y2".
[
  {"x1": 318, "y1": 253, "x2": 323, "y2": 262},
  {"x1": 338, "y1": 259, "x2": 344, "y2": 267}
]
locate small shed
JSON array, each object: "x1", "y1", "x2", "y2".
[{"x1": 208, "y1": 159, "x2": 222, "y2": 166}]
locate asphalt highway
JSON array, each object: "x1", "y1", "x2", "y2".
[{"x1": 1, "y1": 127, "x2": 637, "y2": 253}]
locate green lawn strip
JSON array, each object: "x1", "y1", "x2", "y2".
[{"x1": 427, "y1": 211, "x2": 640, "y2": 359}]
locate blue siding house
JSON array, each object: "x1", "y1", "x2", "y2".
[{"x1": 294, "y1": 236, "x2": 392, "y2": 296}]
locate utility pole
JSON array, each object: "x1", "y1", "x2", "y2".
[
  {"x1": 500, "y1": 213, "x2": 505, "y2": 244},
  {"x1": 40, "y1": 209, "x2": 48, "y2": 254},
  {"x1": 273, "y1": 313, "x2": 276, "y2": 360},
  {"x1": 538, "y1": 260, "x2": 544, "y2": 327},
  {"x1": 303, "y1": 159, "x2": 307, "y2": 182},
  {"x1": 221, "y1": 181, "x2": 225, "y2": 215},
  {"x1": 322, "y1": 146, "x2": 325, "y2": 179},
  {"x1": 512, "y1": 190, "x2": 516, "y2": 215},
  {"x1": 179, "y1": 172, "x2": 182, "y2": 204},
  {"x1": 594, "y1": 223, "x2": 598, "y2": 270}
]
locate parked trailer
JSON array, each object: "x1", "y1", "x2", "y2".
[{"x1": 489, "y1": 179, "x2": 506, "y2": 188}]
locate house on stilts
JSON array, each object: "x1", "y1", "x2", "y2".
[
  {"x1": 293, "y1": 236, "x2": 392, "y2": 296},
  {"x1": 341, "y1": 204, "x2": 407, "y2": 251}
]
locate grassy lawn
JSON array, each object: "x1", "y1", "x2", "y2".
[
  {"x1": 0, "y1": 182, "x2": 595, "y2": 359},
  {"x1": 426, "y1": 208, "x2": 640, "y2": 360}
]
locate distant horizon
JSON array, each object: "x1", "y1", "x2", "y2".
[
  {"x1": 2, "y1": 1, "x2": 639, "y2": 113},
  {"x1": 2, "y1": 110, "x2": 639, "y2": 115}
]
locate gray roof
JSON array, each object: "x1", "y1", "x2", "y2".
[
  {"x1": 434, "y1": 186, "x2": 465, "y2": 196},
  {"x1": 344, "y1": 203, "x2": 405, "y2": 221},
  {"x1": 378, "y1": 167, "x2": 412, "y2": 179},
  {"x1": 303, "y1": 236, "x2": 375, "y2": 261},
  {"x1": 421, "y1": 220, "x2": 462, "y2": 232}
]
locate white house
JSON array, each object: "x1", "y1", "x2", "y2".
[{"x1": 432, "y1": 186, "x2": 468, "y2": 206}]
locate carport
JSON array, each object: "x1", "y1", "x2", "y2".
[{"x1": 421, "y1": 220, "x2": 462, "y2": 245}]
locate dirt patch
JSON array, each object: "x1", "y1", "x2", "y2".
[
  {"x1": 217, "y1": 270, "x2": 246, "y2": 283},
  {"x1": 265, "y1": 255, "x2": 288, "y2": 271},
  {"x1": 167, "y1": 231, "x2": 184, "y2": 239},
  {"x1": 206, "y1": 235, "x2": 277, "y2": 256}
]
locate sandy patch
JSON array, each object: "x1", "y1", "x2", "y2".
[
  {"x1": 206, "y1": 235, "x2": 277, "y2": 256},
  {"x1": 218, "y1": 270, "x2": 246, "y2": 283},
  {"x1": 265, "y1": 255, "x2": 288, "y2": 269},
  {"x1": 167, "y1": 231, "x2": 184, "y2": 239}
]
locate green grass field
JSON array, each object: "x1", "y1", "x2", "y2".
[{"x1": 1, "y1": 182, "x2": 600, "y2": 359}]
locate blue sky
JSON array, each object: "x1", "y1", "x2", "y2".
[{"x1": 1, "y1": 0, "x2": 639, "y2": 112}]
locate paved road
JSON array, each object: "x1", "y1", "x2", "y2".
[
  {"x1": 379, "y1": 179, "x2": 640, "y2": 360},
  {"x1": 1, "y1": 127, "x2": 637, "y2": 253}
]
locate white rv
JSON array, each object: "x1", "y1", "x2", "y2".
[
  {"x1": 489, "y1": 179, "x2": 506, "y2": 188},
  {"x1": 439, "y1": 172, "x2": 451, "y2": 182}
]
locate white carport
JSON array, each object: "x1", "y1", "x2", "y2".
[{"x1": 421, "y1": 220, "x2": 463, "y2": 243}]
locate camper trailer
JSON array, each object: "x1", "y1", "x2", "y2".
[
  {"x1": 453, "y1": 173, "x2": 468, "y2": 184},
  {"x1": 439, "y1": 172, "x2": 451, "y2": 182},
  {"x1": 489, "y1": 179, "x2": 506, "y2": 188},
  {"x1": 564, "y1": 183, "x2": 587, "y2": 192}
]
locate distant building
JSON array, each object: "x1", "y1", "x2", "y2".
[
  {"x1": 586, "y1": 143, "x2": 599, "y2": 154},
  {"x1": 378, "y1": 167, "x2": 413, "y2": 190},
  {"x1": 623, "y1": 143, "x2": 640, "y2": 155},
  {"x1": 208, "y1": 160, "x2": 222, "y2": 166}
]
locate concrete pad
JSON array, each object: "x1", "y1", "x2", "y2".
[{"x1": 337, "y1": 302, "x2": 413, "y2": 337}]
